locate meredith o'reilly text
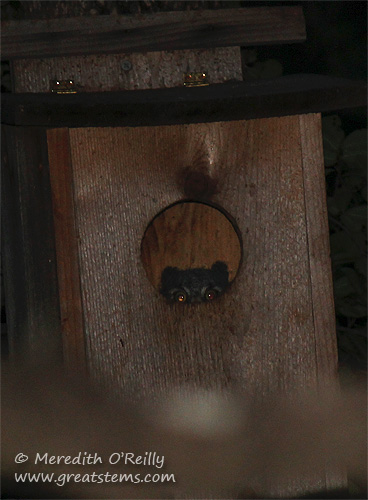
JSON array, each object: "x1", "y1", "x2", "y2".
[{"x1": 34, "y1": 452, "x2": 165, "y2": 468}]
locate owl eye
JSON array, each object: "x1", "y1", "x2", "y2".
[
  {"x1": 173, "y1": 290, "x2": 187, "y2": 303},
  {"x1": 204, "y1": 288, "x2": 218, "y2": 301}
]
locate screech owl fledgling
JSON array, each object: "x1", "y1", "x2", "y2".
[{"x1": 160, "y1": 261, "x2": 229, "y2": 304}]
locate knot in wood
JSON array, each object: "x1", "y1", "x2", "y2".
[{"x1": 181, "y1": 169, "x2": 218, "y2": 200}]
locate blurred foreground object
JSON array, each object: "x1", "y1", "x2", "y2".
[{"x1": 2, "y1": 362, "x2": 366, "y2": 499}]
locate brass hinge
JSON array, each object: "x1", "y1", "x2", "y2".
[
  {"x1": 183, "y1": 72, "x2": 209, "y2": 87},
  {"x1": 50, "y1": 80, "x2": 78, "y2": 94}
]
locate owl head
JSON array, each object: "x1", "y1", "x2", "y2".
[{"x1": 160, "y1": 261, "x2": 229, "y2": 304}]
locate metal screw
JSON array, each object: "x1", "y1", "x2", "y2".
[{"x1": 122, "y1": 60, "x2": 132, "y2": 72}]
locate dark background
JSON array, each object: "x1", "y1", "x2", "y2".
[{"x1": 1, "y1": 0, "x2": 367, "y2": 370}]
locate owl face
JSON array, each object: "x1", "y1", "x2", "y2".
[{"x1": 160, "y1": 261, "x2": 229, "y2": 304}]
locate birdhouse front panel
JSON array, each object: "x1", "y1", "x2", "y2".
[{"x1": 47, "y1": 113, "x2": 337, "y2": 399}]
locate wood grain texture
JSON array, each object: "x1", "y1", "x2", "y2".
[
  {"x1": 3, "y1": 75, "x2": 366, "y2": 127},
  {"x1": 44, "y1": 116, "x2": 344, "y2": 495},
  {"x1": 64, "y1": 118, "x2": 338, "y2": 398},
  {"x1": 141, "y1": 202, "x2": 242, "y2": 289},
  {"x1": 1, "y1": 126, "x2": 62, "y2": 362},
  {"x1": 1, "y1": 6, "x2": 306, "y2": 59},
  {"x1": 299, "y1": 114, "x2": 347, "y2": 490},
  {"x1": 12, "y1": 47, "x2": 242, "y2": 93},
  {"x1": 47, "y1": 128, "x2": 86, "y2": 371},
  {"x1": 299, "y1": 114, "x2": 338, "y2": 381}
]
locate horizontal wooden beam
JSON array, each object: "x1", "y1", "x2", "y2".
[
  {"x1": 11, "y1": 47, "x2": 243, "y2": 93},
  {"x1": 1, "y1": 6, "x2": 306, "y2": 60},
  {"x1": 2, "y1": 75, "x2": 366, "y2": 128}
]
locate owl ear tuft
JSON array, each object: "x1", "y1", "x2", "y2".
[
  {"x1": 161, "y1": 266, "x2": 180, "y2": 280},
  {"x1": 210, "y1": 261, "x2": 229, "y2": 287},
  {"x1": 211, "y1": 261, "x2": 228, "y2": 275},
  {"x1": 160, "y1": 266, "x2": 181, "y2": 295}
]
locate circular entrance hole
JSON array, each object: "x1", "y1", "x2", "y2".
[{"x1": 141, "y1": 202, "x2": 242, "y2": 303}]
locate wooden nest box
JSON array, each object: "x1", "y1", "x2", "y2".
[{"x1": 1, "y1": 6, "x2": 366, "y2": 496}]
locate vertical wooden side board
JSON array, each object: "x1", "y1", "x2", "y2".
[
  {"x1": 47, "y1": 129, "x2": 86, "y2": 372},
  {"x1": 46, "y1": 114, "x2": 338, "y2": 402},
  {"x1": 2, "y1": 126, "x2": 62, "y2": 362}
]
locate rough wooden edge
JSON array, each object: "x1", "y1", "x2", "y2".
[
  {"x1": 1, "y1": 6, "x2": 306, "y2": 60},
  {"x1": 47, "y1": 128, "x2": 86, "y2": 372},
  {"x1": 299, "y1": 113, "x2": 339, "y2": 382},
  {"x1": 299, "y1": 112, "x2": 348, "y2": 491},
  {"x1": 2, "y1": 75, "x2": 366, "y2": 127}
]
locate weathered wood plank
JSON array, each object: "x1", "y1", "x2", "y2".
[
  {"x1": 2, "y1": 75, "x2": 366, "y2": 127},
  {"x1": 299, "y1": 114, "x2": 339, "y2": 382},
  {"x1": 1, "y1": 126, "x2": 62, "y2": 362},
  {"x1": 46, "y1": 116, "x2": 344, "y2": 495},
  {"x1": 64, "y1": 118, "x2": 338, "y2": 397},
  {"x1": 1, "y1": 6, "x2": 306, "y2": 60},
  {"x1": 47, "y1": 128, "x2": 86, "y2": 371},
  {"x1": 298, "y1": 114, "x2": 348, "y2": 491},
  {"x1": 298, "y1": 113, "x2": 348, "y2": 492},
  {"x1": 12, "y1": 47, "x2": 242, "y2": 93}
]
